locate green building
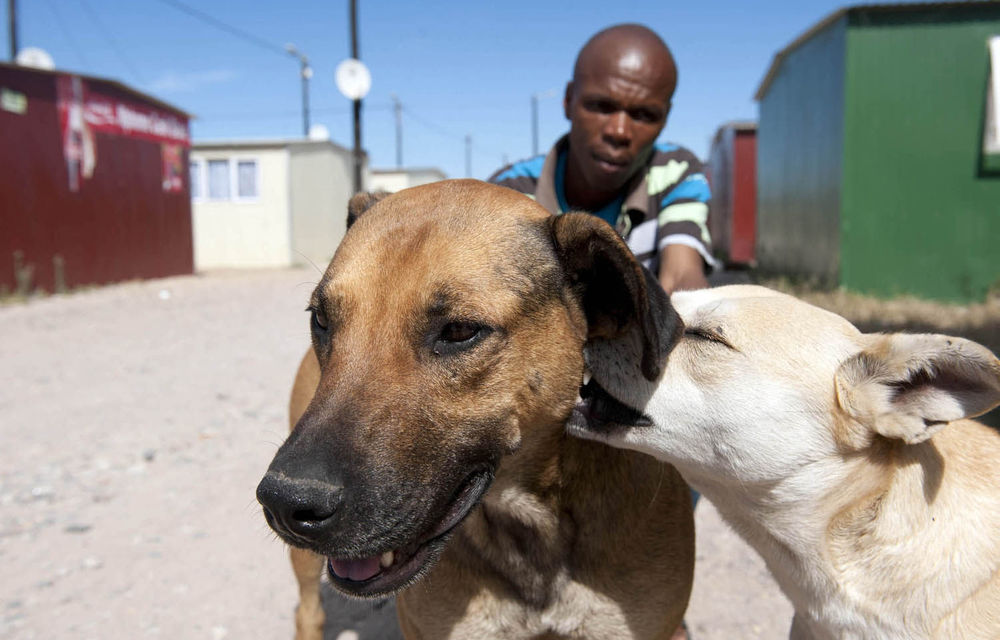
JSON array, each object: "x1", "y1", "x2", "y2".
[{"x1": 755, "y1": 2, "x2": 1000, "y2": 302}]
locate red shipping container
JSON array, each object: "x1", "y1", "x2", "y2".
[
  {"x1": 0, "y1": 63, "x2": 193, "y2": 294},
  {"x1": 708, "y1": 122, "x2": 757, "y2": 266}
]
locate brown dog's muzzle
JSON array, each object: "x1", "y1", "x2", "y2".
[{"x1": 256, "y1": 398, "x2": 499, "y2": 599}]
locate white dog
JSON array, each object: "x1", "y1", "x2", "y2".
[{"x1": 569, "y1": 284, "x2": 1000, "y2": 640}]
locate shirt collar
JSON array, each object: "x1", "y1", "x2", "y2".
[{"x1": 536, "y1": 135, "x2": 651, "y2": 220}]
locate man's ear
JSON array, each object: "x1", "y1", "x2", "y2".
[
  {"x1": 563, "y1": 81, "x2": 574, "y2": 120},
  {"x1": 346, "y1": 191, "x2": 389, "y2": 229},
  {"x1": 549, "y1": 212, "x2": 681, "y2": 381},
  {"x1": 835, "y1": 333, "x2": 1000, "y2": 445}
]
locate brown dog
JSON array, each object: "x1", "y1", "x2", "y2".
[{"x1": 256, "y1": 180, "x2": 694, "y2": 639}]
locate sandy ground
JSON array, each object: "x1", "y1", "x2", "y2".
[{"x1": 0, "y1": 267, "x2": 792, "y2": 640}]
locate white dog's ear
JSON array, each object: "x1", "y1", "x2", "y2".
[
  {"x1": 346, "y1": 191, "x2": 390, "y2": 229},
  {"x1": 835, "y1": 333, "x2": 1000, "y2": 445},
  {"x1": 549, "y1": 213, "x2": 682, "y2": 381}
]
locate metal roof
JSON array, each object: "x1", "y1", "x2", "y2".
[
  {"x1": 191, "y1": 137, "x2": 356, "y2": 155},
  {"x1": 0, "y1": 61, "x2": 193, "y2": 118},
  {"x1": 754, "y1": 1, "x2": 1000, "y2": 100}
]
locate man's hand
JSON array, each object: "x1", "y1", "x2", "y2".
[{"x1": 658, "y1": 244, "x2": 708, "y2": 293}]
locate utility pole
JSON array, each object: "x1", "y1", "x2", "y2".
[
  {"x1": 391, "y1": 93, "x2": 402, "y2": 168},
  {"x1": 285, "y1": 44, "x2": 311, "y2": 137},
  {"x1": 531, "y1": 93, "x2": 538, "y2": 157},
  {"x1": 350, "y1": 0, "x2": 363, "y2": 194},
  {"x1": 531, "y1": 89, "x2": 556, "y2": 157},
  {"x1": 8, "y1": 0, "x2": 17, "y2": 61},
  {"x1": 465, "y1": 134, "x2": 472, "y2": 178}
]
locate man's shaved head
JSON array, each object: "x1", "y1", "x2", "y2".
[
  {"x1": 572, "y1": 24, "x2": 677, "y2": 102},
  {"x1": 562, "y1": 24, "x2": 678, "y2": 209}
]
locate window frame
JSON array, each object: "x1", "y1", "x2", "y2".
[
  {"x1": 233, "y1": 157, "x2": 261, "y2": 202},
  {"x1": 983, "y1": 35, "x2": 1000, "y2": 173},
  {"x1": 191, "y1": 155, "x2": 261, "y2": 202},
  {"x1": 189, "y1": 158, "x2": 203, "y2": 201}
]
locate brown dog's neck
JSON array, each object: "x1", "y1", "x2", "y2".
[{"x1": 453, "y1": 422, "x2": 683, "y2": 609}]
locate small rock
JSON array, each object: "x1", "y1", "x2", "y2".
[
  {"x1": 30, "y1": 486, "x2": 55, "y2": 501},
  {"x1": 143, "y1": 449, "x2": 156, "y2": 462},
  {"x1": 81, "y1": 556, "x2": 102, "y2": 570},
  {"x1": 211, "y1": 626, "x2": 228, "y2": 640},
  {"x1": 64, "y1": 523, "x2": 92, "y2": 534},
  {"x1": 158, "y1": 289, "x2": 171, "y2": 300}
]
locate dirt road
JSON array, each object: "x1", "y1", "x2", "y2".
[{"x1": 0, "y1": 268, "x2": 791, "y2": 639}]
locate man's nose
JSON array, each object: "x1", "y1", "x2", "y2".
[{"x1": 603, "y1": 111, "x2": 632, "y2": 146}]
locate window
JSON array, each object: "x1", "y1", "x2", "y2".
[
  {"x1": 191, "y1": 155, "x2": 262, "y2": 201},
  {"x1": 189, "y1": 160, "x2": 202, "y2": 199},
  {"x1": 237, "y1": 160, "x2": 258, "y2": 198},
  {"x1": 984, "y1": 36, "x2": 1000, "y2": 172},
  {"x1": 207, "y1": 159, "x2": 231, "y2": 200}
]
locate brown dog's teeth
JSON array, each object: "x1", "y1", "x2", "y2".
[
  {"x1": 583, "y1": 369, "x2": 592, "y2": 386},
  {"x1": 380, "y1": 551, "x2": 395, "y2": 568}
]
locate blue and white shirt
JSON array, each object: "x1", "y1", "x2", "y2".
[{"x1": 489, "y1": 135, "x2": 717, "y2": 275}]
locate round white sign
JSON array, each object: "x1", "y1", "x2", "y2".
[
  {"x1": 335, "y1": 59, "x2": 372, "y2": 101},
  {"x1": 16, "y1": 47, "x2": 56, "y2": 70}
]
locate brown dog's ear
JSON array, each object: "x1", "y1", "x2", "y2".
[
  {"x1": 549, "y1": 212, "x2": 682, "y2": 381},
  {"x1": 835, "y1": 333, "x2": 1000, "y2": 445},
  {"x1": 346, "y1": 191, "x2": 389, "y2": 229}
]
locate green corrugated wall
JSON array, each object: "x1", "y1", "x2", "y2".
[{"x1": 841, "y1": 6, "x2": 1000, "y2": 302}]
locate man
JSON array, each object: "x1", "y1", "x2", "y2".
[{"x1": 490, "y1": 24, "x2": 715, "y2": 293}]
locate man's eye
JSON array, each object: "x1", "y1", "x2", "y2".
[
  {"x1": 630, "y1": 109, "x2": 661, "y2": 124},
  {"x1": 585, "y1": 99, "x2": 617, "y2": 114},
  {"x1": 433, "y1": 322, "x2": 492, "y2": 355}
]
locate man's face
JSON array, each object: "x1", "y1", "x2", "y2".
[{"x1": 564, "y1": 55, "x2": 673, "y2": 194}]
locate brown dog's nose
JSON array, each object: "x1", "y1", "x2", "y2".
[{"x1": 256, "y1": 471, "x2": 344, "y2": 541}]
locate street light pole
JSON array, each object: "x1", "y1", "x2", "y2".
[
  {"x1": 350, "y1": 0, "x2": 363, "y2": 194},
  {"x1": 465, "y1": 134, "x2": 472, "y2": 178},
  {"x1": 391, "y1": 93, "x2": 402, "y2": 168},
  {"x1": 8, "y1": 0, "x2": 17, "y2": 61},
  {"x1": 531, "y1": 93, "x2": 538, "y2": 157},
  {"x1": 285, "y1": 44, "x2": 311, "y2": 137}
]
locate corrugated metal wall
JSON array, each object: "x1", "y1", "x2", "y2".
[
  {"x1": 841, "y1": 6, "x2": 1000, "y2": 302},
  {"x1": 756, "y1": 16, "x2": 848, "y2": 284},
  {"x1": 0, "y1": 67, "x2": 193, "y2": 294},
  {"x1": 708, "y1": 125, "x2": 757, "y2": 266},
  {"x1": 731, "y1": 130, "x2": 757, "y2": 265}
]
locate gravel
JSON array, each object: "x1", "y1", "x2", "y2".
[{"x1": 0, "y1": 267, "x2": 792, "y2": 640}]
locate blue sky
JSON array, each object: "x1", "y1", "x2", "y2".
[{"x1": 7, "y1": 0, "x2": 853, "y2": 180}]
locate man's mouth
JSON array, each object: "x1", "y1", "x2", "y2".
[
  {"x1": 567, "y1": 368, "x2": 651, "y2": 438},
  {"x1": 325, "y1": 470, "x2": 492, "y2": 598},
  {"x1": 592, "y1": 152, "x2": 631, "y2": 175}
]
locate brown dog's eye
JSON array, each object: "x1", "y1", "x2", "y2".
[
  {"x1": 433, "y1": 322, "x2": 490, "y2": 355},
  {"x1": 309, "y1": 306, "x2": 329, "y2": 332}
]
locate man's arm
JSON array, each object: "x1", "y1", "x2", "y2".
[{"x1": 658, "y1": 244, "x2": 708, "y2": 293}]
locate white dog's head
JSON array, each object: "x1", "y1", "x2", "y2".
[{"x1": 569, "y1": 285, "x2": 1000, "y2": 489}]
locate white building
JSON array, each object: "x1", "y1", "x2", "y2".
[
  {"x1": 368, "y1": 167, "x2": 447, "y2": 193},
  {"x1": 189, "y1": 138, "x2": 363, "y2": 271}
]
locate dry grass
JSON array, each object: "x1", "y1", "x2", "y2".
[{"x1": 760, "y1": 278, "x2": 1000, "y2": 354}]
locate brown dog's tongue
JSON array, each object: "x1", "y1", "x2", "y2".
[{"x1": 330, "y1": 556, "x2": 381, "y2": 582}]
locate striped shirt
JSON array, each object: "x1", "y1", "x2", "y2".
[{"x1": 489, "y1": 136, "x2": 717, "y2": 275}]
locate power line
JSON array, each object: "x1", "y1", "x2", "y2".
[
  {"x1": 196, "y1": 103, "x2": 392, "y2": 121},
  {"x1": 41, "y1": 0, "x2": 89, "y2": 67},
  {"x1": 403, "y1": 105, "x2": 507, "y2": 160},
  {"x1": 149, "y1": 0, "x2": 288, "y2": 58},
  {"x1": 78, "y1": 0, "x2": 144, "y2": 84}
]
